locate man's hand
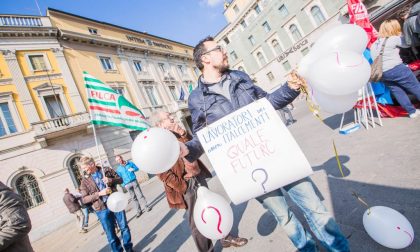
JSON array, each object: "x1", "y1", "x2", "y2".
[
  {"x1": 287, "y1": 70, "x2": 307, "y2": 91},
  {"x1": 102, "y1": 177, "x2": 110, "y2": 184},
  {"x1": 179, "y1": 142, "x2": 189, "y2": 157},
  {"x1": 98, "y1": 188, "x2": 111, "y2": 196}
]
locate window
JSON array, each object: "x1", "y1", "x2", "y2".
[
  {"x1": 311, "y1": 6, "x2": 326, "y2": 26},
  {"x1": 248, "y1": 35, "x2": 256, "y2": 46},
  {"x1": 289, "y1": 24, "x2": 303, "y2": 41},
  {"x1": 240, "y1": 20, "x2": 247, "y2": 28},
  {"x1": 257, "y1": 52, "x2": 266, "y2": 66},
  {"x1": 262, "y1": 21, "x2": 271, "y2": 33},
  {"x1": 0, "y1": 102, "x2": 17, "y2": 137},
  {"x1": 15, "y1": 174, "x2": 44, "y2": 209},
  {"x1": 230, "y1": 51, "x2": 238, "y2": 60},
  {"x1": 301, "y1": 47, "x2": 310, "y2": 56},
  {"x1": 99, "y1": 56, "x2": 114, "y2": 71},
  {"x1": 254, "y1": 5, "x2": 261, "y2": 14},
  {"x1": 158, "y1": 63, "x2": 167, "y2": 73},
  {"x1": 88, "y1": 27, "x2": 98, "y2": 35},
  {"x1": 133, "y1": 60, "x2": 143, "y2": 72},
  {"x1": 145, "y1": 86, "x2": 159, "y2": 106},
  {"x1": 272, "y1": 39, "x2": 282, "y2": 55},
  {"x1": 223, "y1": 37, "x2": 230, "y2": 44},
  {"x1": 279, "y1": 5, "x2": 289, "y2": 18},
  {"x1": 267, "y1": 72, "x2": 275, "y2": 81},
  {"x1": 233, "y1": 5, "x2": 239, "y2": 13},
  {"x1": 178, "y1": 65, "x2": 186, "y2": 74},
  {"x1": 44, "y1": 95, "x2": 65, "y2": 118},
  {"x1": 282, "y1": 61, "x2": 291, "y2": 71},
  {"x1": 168, "y1": 86, "x2": 178, "y2": 100},
  {"x1": 68, "y1": 156, "x2": 83, "y2": 188},
  {"x1": 28, "y1": 55, "x2": 47, "y2": 71},
  {"x1": 112, "y1": 87, "x2": 125, "y2": 97}
]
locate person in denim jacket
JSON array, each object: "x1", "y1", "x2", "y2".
[{"x1": 181, "y1": 36, "x2": 349, "y2": 252}]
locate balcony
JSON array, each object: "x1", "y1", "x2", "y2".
[
  {"x1": 136, "y1": 71, "x2": 155, "y2": 81},
  {"x1": 0, "y1": 15, "x2": 52, "y2": 27},
  {"x1": 31, "y1": 112, "x2": 91, "y2": 139}
]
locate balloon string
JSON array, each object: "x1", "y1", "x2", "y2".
[
  {"x1": 292, "y1": 69, "x2": 323, "y2": 122},
  {"x1": 352, "y1": 191, "x2": 371, "y2": 215},
  {"x1": 333, "y1": 140, "x2": 371, "y2": 214},
  {"x1": 332, "y1": 140, "x2": 345, "y2": 178}
]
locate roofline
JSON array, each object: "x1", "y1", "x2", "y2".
[{"x1": 46, "y1": 7, "x2": 194, "y2": 48}]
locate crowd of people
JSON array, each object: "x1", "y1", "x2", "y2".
[{"x1": 1, "y1": 3, "x2": 419, "y2": 252}]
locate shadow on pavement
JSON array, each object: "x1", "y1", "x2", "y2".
[{"x1": 322, "y1": 111, "x2": 355, "y2": 130}]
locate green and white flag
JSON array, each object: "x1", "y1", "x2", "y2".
[{"x1": 84, "y1": 71, "x2": 150, "y2": 131}]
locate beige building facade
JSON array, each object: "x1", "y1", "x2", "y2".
[{"x1": 0, "y1": 8, "x2": 199, "y2": 241}]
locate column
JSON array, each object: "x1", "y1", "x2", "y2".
[
  {"x1": 52, "y1": 47, "x2": 86, "y2": 113},
  {"x1": 2, "y1": 50, "x2": 40, "y2": 123}
]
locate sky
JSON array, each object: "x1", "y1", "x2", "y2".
[{"x1": 0, "y1": 0, "x2": 229, "y2": 46}]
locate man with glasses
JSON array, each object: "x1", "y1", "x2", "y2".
[{"x1": 180, "y1": 36, "x2": 349, "y2": 252}]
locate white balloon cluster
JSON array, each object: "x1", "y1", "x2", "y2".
[
  {"x1": 193, "y1": 187, "x2": 233, "y2": 240},
  {"x1": 298, "y1": 25, "x2": 371, "y2": 114}
]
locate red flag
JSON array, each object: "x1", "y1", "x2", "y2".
[{"x1": 347, "y1": 0, "x2": 378, "y2": 48}]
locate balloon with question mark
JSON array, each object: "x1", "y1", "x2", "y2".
[
  {"x1": 193, "y1": 187, "x2": 233, "y2": 240},
  {"x1": 363, "y1": 206, "x2": 414, "y2": 249},
  {"x1": 252, "y1": 168, "x2": 269, "y2": 193}
]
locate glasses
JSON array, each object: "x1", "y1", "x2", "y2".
[{"x1": 202, "y1": 45, "x2": 225, "y2": 55}]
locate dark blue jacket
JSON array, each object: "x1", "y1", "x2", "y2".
[{"x1": 185, "y1": 70, "x2": 300, "y2": 162}]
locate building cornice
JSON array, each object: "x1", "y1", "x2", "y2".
[
  {"x1": 0, "y1": 26, "x2": 58, "y2": 38},
  {"x1": 47, "y1": 8, "x2": 194, "y2": 48},
  {"x1": 58, "y1": 29, "x2": 193, "y2": 61}
]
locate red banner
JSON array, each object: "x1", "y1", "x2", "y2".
[{"x1": 347, "y1": 0, "x2": 378, "y2": 48}]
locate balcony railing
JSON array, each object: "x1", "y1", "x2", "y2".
[
  {"x1": 31, "y1": 112, "x2": 90, "y2": 137},
  {"x1": 0, "y1": 15, "x2": 52, "y2": 27}
]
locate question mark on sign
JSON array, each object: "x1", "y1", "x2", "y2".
[
  {"x1": 252, "y1": 168, "x2": 268, "y2": 193},
  {"x1": 201, "y1": 206, "x2": 223, "y2": 234}
]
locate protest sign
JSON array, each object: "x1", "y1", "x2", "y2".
[{"x1": 197, "y1": 98, "x2": 313, "y2": 204}]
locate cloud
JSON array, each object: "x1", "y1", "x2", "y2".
[{"x1": 202, "y1": 0, "x2": 224, "y2": 7}]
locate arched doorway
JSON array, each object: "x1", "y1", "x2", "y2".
[{"x1": 67, "y1": 155, "x2": 83, "y2": 188}]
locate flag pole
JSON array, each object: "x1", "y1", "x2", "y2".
[
  {"x1": 90, "y1": 121, "x2": 106, "y2": 176},
  {"x1": 84, "y1": 72, "x2": 106, "y2": 176}
]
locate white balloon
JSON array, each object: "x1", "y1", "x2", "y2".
[
  {"x1": 363, "y1": 206, "x2": 414, "y2": 249},
  {"x1": 193, "y1": 187, "x2": 233, "y2": 240},
  {"x1": 298, "y1": 25, "x2": 368, "y2": 75},
  {"x1": 311, "y1": 24, "x2": 369, "y2": 56},
  {"x1": 297, "y1": 52, "x2": 318, "y2": 79},
  {"x1": 308, "y1": 51, "x2": 370, "y2": 96},
  {"x1": 107, "y1": 192, "x2": 129, "y2": 213},
  {"x1": 131, "y1": 127, "x2": 180, "y2": 174},
  {"x1": 313, "y1": 89, "x2": 359, "y2": 114}
]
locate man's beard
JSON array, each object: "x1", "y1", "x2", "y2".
[{"x1": 215, "y1": 61, "x2": 229, "y2": 73}]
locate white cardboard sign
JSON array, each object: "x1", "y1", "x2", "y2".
[{"x1": 197, "y1": 98, "x2": 313, "y2": 204}]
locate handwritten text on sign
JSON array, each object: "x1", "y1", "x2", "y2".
[{"x1": 197, "y1": 98, "x2": 313, "y2": 204}]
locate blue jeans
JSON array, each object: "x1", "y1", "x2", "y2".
[
  {"x1": 382, "y1": 63, "x2": 420, "y2": 115},
  {"x1": 96, "y1": 209, "x2": 133, "y2": 252},
  {"x1": 256, "y1": 178, "x2": 349, "y2": 252},
  {"x1": 81, "y1": 208, "x2": 89, "y2": 227}
]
